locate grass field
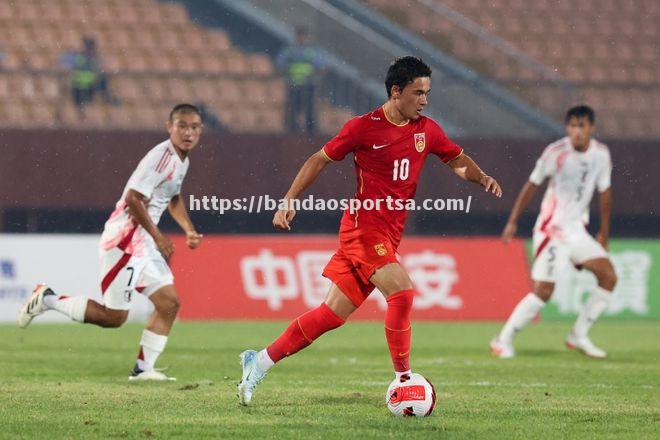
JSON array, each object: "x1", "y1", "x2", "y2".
[{"x1": 1, "y1": 321, "x2": 659, "y2": 439}]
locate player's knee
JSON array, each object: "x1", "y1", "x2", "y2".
[
  {"x1": 598, "y1": 267, "x2": 618, "y2": 291},
  {"x1": 386, "y1": 289, "x2": 414, "y2": 309},
  {"x1": 372, "y1": 264, "x2": 413, "y2": 295},
  {"x1": 534, "y1": 283, "x2": 554, "y2": 302},
  {"x1": 156, "y1": 294, "x2": 180, "y2": 318},
  {"x1": 170, "y1": 296, "x2": 181, "y2": 314}
]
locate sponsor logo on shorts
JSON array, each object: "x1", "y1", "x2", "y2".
[
  {"x1": 374, "y1": 243, "x2": 388, "y2": 257},
  {"x1": 414, "y1": 133, "x2": 426, "y2": 152},
  {"x1": 124, "y1": 290, "x2": 132, "y2": 303}
]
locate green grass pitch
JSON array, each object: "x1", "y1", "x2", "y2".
[{"x1": 1, "y1": 321, "x2": 658, "y2": 439}]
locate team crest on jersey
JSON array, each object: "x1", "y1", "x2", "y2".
[
  {"x1": 374, "y1": 243, "x2": 388, "y2": 257},
  {"x1": 414, "y1": 133, "x2": 426, "y2": 152}
]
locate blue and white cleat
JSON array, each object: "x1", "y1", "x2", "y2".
[{"x1": 237, "y1": 350, "x2": 267, "y2": 406}]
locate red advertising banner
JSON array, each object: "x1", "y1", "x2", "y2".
[{"x1": 170, "y1": 235, "x2": 531, "y2": 320}]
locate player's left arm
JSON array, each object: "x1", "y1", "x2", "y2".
[
  {"x1": 447, "y1": 153, "x2": 502, "y2": 198},
  {"x1": 168, "y1": 195, "x2": 203, "y2": 249},
  {"x1": 596, "y1": 188, "x2": 612, "y2": 250}
]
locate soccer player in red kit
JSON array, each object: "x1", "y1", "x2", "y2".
[{"x1": 238, "y1": 56, "x2": 502, "y2": 405}]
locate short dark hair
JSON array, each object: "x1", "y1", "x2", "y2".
[
  {"x1": 169, "y1": 103, "x2": 203, "y2": 123},
  {"x1": 565, "y1": 105, "x2": 595, "y2": 124},
  {"x1": 385, "y1": 56, "x2": 432, "y2": 98}
]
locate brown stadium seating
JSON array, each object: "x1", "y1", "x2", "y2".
[
  {"x1": 364, "y1": 0, "x2": 660, "y2": 138},
  {"x1": 0, "y1": 0, "x2": 352, "y2": 134}
]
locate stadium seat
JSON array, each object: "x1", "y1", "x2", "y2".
[
  {"x1": 2, "y1": 100, "x2": 32, "y2": 128},
  {"x1": 216, "y1": 79, "x2": 241, "y2": 103},
  {"x1": 160, "y1": 3, "x2": 189, "y2": 25},
  {"x1": 249, "y1": 54, "x2": 274, "y2": 76},
  {"x1": 207, "y1": 31, "x2": 231, "y2": 51},
  {"x1": 225, "y1": 55, "x2": 249, "y2": 75},
  {"x1": 0, "y1": 2, "x2": 12, "y2": 20},
  {"x1": 199, "y1": 56, "x2": 226, "y2": 75},
  {"x1": 31, "y1": 102, "x2": 56, "y2": 127}
]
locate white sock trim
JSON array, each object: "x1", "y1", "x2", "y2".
[
  {"x1": 43, "y1": 294, "x2": 58, "y2": 309},
  {"x1": 395, "y1": 370, "x2": 412, "y2": 379},
  {"x1": 137, "y1": 330, "x2": 168, "y2": 372},
  {"x1": 527, "y1": 292, "x2": 546, "y2": 307},
  {"x1": 52, "y1": 296, "x2": 88, "y2": 323},
  {"x1": 593, "y1": 286, "x2": 613, "y2": 301},
  {"x1": 257, "y1": 349, "x2": 275, "y2": 372},
  {"x1": 140, "y1": 329, "x2": 168, "y2": 352}
]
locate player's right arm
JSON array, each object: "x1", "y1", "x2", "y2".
[
  {"x1": 501, "y1": 145, "x2": 555, "y2": 243},
  {"x1": 124, "y1": 147, "x2": 174, "y2": 257},
  {"x1": 273, "y1": 118, "x2": 359, "y2": 231},
  {"x1": 501, "y1": 182, "x2": 539, "y2": 243},
  {"x1": 272, "y1": 149, "x2": 332, "y2": 231},
  {"x1": 125, "y1": 189, "x2": 174, "y2": 258}
]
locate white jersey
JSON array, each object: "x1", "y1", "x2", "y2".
[
  {"x1": 100, "y1": 139, "x2": 190, "y2": 257},
  {"x1": 530, "y1": 137, "x2": 611, "y2": 239}
]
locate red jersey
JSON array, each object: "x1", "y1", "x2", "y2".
[{"x1": 322, "y1": 106, "x2": 463, "y2": 248}]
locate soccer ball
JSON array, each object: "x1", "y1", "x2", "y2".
[{"x1": 386, "y1": 373, "x2": 436, "y2": 417}]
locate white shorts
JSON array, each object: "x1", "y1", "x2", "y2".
[
  {"x1": 531, "y1": 229, "x2": 608, "y2": 283},
  {"x1": 99, "y1": 247, "x2": 174, "y2": 311}
]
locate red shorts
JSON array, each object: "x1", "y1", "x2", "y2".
[{"x1": 322, "y1": 224, "x2": 399, "y2": 307}]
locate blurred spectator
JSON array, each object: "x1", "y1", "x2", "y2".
[
  {"x1": 276, "y1": 27, "x2": 326, "y2": 134},
  {"x1": 62, "y1": 37, "x2": 119, "y2": 116}
]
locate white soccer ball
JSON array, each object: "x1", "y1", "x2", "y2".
[{"x1": 385, "y1": 373, "x2": 436, "y2": 417}]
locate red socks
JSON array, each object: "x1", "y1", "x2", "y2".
[
  {"x1": 265, "y1": 290, "x2": 413, "y2": 373},
  {"x1": 385, "y1": 289, "x2": 414, "y2": 372},
  {"x1": 267, "y1": 302, "x2": 345, "y2": 363}
]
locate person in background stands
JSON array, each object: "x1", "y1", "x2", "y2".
[
  {"x1": 63, "y1": 37, "x2": 119, "y2": 118},
  {"x1": 276, "y1": 27, "x2": 326, "y2": 134}
]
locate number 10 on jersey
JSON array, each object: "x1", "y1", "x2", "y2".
[{"x1": 393, "y1": 158, "x2": 410, "y2": 181}]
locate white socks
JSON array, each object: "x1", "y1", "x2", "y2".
[
  {"x1": 573, "y1": 287, "x2": 611, "y2": 338},
  {"x1": 256, "y1": 349, "x2": 275, "y2": 372},
  {"x1": 396, "y1": 370, "x2": 412, "y2": 380},
  {"x1": 45, "y1": 295, "x2": 88, "y2": 323},
  {"x1": 499, "y1": 293, "x2": 546, "y2": 342},
  {"x1": 137, "y1": 329, "x2": 168, "y2": 372}
]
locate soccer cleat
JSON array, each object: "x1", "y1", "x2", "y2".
[
  {"x1": 490, "y1": 337, "x2": 515, "y2": 359},
  {"x1": 565, "y1": 332, "x2": 607, "y2": 359},
  {"x1": 128, "y1": 365, "x2": 176, "y2": 381},
  {"x1": 18, "y1": 284, "x2": 53, "y2": 328},
  {"x1": 237, "y1": 350, "x2": 267, "y2": 406}
]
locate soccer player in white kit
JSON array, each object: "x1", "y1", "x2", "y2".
[
  {"x1": 491, "y1": 105, "x2": 618, "y2": 359},
  {"x1": 18, "y1": 104, "x2": 204, "y2": 380}
]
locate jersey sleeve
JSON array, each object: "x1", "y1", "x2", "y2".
[
  {"x1": 596, "y1": 149, "x2": 612, "y2": 192},
  {"x1": 322, "y1": 117, "x2": 361, "y2": 161},
  {"x1": 126, "y1": 148, "x2": 169, "y2": 199},
  {"x1": 529, "y1": 145, "x2": 556, "y2": 185},
  {"x1": 428, "y1": 120, "x2": 463, "y2": 163}
]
